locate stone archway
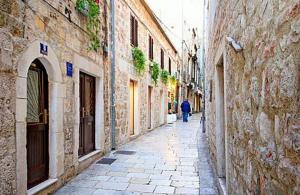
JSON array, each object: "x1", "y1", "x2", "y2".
[{"x1": 15, "y1": 40, "x2": 64, "y2": 194}]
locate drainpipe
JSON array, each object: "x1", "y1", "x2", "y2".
[
  {"x1": 110, "y1": 0, "x2": 116, "y2": 150},
  {"x1": 201, "y1": 0, "x2": 206, "y2": 133}
]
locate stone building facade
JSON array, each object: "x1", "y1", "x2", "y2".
[
  {"x1": 0, "y1": 0, "x2": 111, "y2": 194},
  {"x1": 113, "y1": 0, "x2": 179, "y2": 145},
  {"x1": 205, "y1": 0, "x2": 300, "y2": 194},
  {"x1": 181, "y1": 27, "x2": 202, "y2": 113}
]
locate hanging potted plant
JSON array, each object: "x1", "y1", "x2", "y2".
[
  {"x1": 76, "y1": 0, "x2": 90, "y2": 16},
  {"x1": 151, "y1": 61, "x2": 160, "y2": 86},
  {"x1": 132, "y1": 47, "x2": 146, "y2": 75},
  {"x1": 160, "y1": 70, "x2": 169, "y2": 85}
]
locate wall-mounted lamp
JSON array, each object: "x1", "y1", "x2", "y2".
[{"x1": 226, "y1": 36, "x2": 243, "y2": 52}]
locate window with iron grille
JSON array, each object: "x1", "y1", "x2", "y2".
[
  {"x1": 149, "y1": 35, "x2": 154, "y2": 60},
  {"x1": 130, "y1": 15, "x2": 138, "y2": 47},
  {"x1": 160, "y1": 49, "x2": 164, "y2": 69}
]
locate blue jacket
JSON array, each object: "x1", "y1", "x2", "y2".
[{"x1": 181, "y1": 100, "x2": 191, "y2": 113}]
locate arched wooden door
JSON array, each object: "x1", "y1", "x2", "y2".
[{"x1": 26, "y1": 59, "x2": 49, "y2": 189}]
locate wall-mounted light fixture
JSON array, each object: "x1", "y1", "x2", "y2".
[{"x1": 226, "y1": 36, "x2": 243, "y2": 52}]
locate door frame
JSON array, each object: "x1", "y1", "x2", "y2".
[
  {"x1": 79, "y1": 71, "x2": 96, "y2": 157},
  {"x1": 73, "y1": 54, "x2": 104, "y2": 163},
  {"x1": 160, "y1": 90, "x2": 165, "y2": 125},
  {"x1": 147, "y1": 86, "x2": 152, "y2": 129},
  {"x1": 26, "y1": 60, "x2": 49, "y2": 189},
  {"x1": 213, "y1": 38, "x2": 229, "y2": 190},
  {"x1": 16, "y1": 41, "x2": 64, "y2": 194},
  {"x1": 128, "y1": 79, "x2": 139, "y2": 136}
]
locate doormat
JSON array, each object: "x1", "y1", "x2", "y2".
[
  {"x1": 96, "y1": 158, "x2": 116, "y2": 165},
  {"x1": 114, "y1": 150, "x2": 136, "y2": 155}
]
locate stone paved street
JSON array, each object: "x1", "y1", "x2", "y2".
[{"x1": 55, "y1": 114, "x2": 218, "y2": 195}]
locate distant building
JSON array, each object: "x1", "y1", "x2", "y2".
[{"x1": 180, "y1": 26, "x2": 202, "y2": 114}]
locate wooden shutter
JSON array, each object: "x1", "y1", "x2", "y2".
[
  {"x1": 149, "y1": 36, "x2": 151, "y2": 59},
  {"x1": 149, "y1": 36, "x2": 153, "y2": 60},
  {"x1": 169, "y1": 58, "x2": 171, "y2": 74},
  {"x1": 134, "y1": 18, "x2": 138, "y2": 46},
  {"x1": 130, "y1": 15, "x2": 134, "y2": 45},
  {"x1": 151, "y1": 38, "x2": 154, "y2": 60},
  {"x1": 161, "y1": 49, "x2": 164, "y2": 69}
]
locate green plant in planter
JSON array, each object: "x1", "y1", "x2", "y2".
[
  {"x1": 151, "y1": 61, "x2": 160, "y2": 86},
  {"x1": 76, "y1": 0, "x2": 101, "y2": 52},
  {"x1": 76, "y1": 0, "x2": 90, "y2": 16},
  {"x1": 160, "y1": 70, "x2": 169, "y2": 85},
  {"x1": 169, "y1": 75, "x2": 177, "y2": 85},
  {"x1": 132, "y1": 47, "x2": 146, "y2": 75}
]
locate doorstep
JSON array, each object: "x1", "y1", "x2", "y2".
[
  {"x1": 27, "y1": 178, "x2": 58, "y2": 195},
  {"x1": 78, "y1": 150, "x2": 101, "y2": 163}
]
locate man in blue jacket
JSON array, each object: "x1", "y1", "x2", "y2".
[{"x1": 181, "y1": 99, "x2": 191, "y2": 122}]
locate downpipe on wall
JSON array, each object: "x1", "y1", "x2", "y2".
[{"x1": 110, "y1": 0, "x2": 116, "y2": 150}]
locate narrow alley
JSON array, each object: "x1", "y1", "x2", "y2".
[
  {"x1": 55, "y1": 114, "x2": 217, "y2": 195},
  {"x1": 1, "y1": 0, "x2": 299, "y2": 194}
]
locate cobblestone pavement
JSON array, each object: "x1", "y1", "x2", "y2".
[{"x1": 55, "y1": 114, "x2": 218, "y2": 195}]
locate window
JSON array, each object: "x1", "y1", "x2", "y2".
[
  {"x1": 160, "y1": 49, "x2": 164, "y2": 69},
  {"x1": 148, "y1": 35, "x2": 154, "y2": 61},
  {"x1": 168, "y1": 58, "x2": 171, "y2": 74},
  {"x1": 130, "y1": 15, "x2": 138, "y2": 47},
  {"x1": 209, "y1": 80, "x2": 213, "y2": 102}
]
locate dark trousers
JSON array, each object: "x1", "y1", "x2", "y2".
[{"x1": 183, "y1": 112, "x2": 189, "y2": 122}]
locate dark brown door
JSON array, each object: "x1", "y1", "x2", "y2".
[
  {"x1": 27, "y1": 60, "x2": 49, "y2": 189},
  {"x1": 79, "y1": 72, "x2": 96, "y2": 157}
]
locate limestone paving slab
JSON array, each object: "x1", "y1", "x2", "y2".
[
  {"x1": 127, "y1": 184, "x2": 156, "y2": 193},
  {"x1": 154, "y1": 186, "x2": 175, "y2": 194},
  {"x1": 55, "y1": 114, "x2": 218, "y2": 194},
  {"x1": 95, "y1": 181, "x2": 129, "y2": 190}
]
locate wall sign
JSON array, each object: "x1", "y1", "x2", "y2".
[
  {"x1": 40, "y1": 43, "x2": 48, "y2": 55},
  {"x1": 66, "y1": 62, "x2": 73, "y2": 77}
]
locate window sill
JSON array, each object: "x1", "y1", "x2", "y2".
[
  {"x1": 27, "y1": 178, "x2": 58, "y2": 195},
  {"x1": 78, "y1": 150, "x2": 101, "y2": 163}
]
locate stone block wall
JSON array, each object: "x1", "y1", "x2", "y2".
[
  {"x1": 114, "y1": 0, "x2": 178, "y2": 145},
  {"x1": 205, "y1": 0, "x2": 300, "y2": 194},
  {"x1": 0, "y1": 0, "x2": 110, "y2": 194}
]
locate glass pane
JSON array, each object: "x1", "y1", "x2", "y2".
[{"x1": 27, "y1": 69, "x2": 40, "y2": 123}]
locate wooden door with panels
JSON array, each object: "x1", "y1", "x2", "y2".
[
  {"x1": 26, "y1": 59, "x2": 49, "y2": 189},
  {"x1": 79, "y1": 72, "x2": 96, "y2": 157}
]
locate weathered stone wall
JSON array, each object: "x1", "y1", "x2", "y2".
[
  {"x1": 205, "y1": 0, "x2": 300, "y2": 194},
  {"x1": 0, "y1": 0, "x2": 110, "y2": 194},
  {"x1": 114, "y1": 0, "x2": 178, "y2": 145}
]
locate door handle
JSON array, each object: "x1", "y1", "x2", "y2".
[{"x1": 43, "y1": 109, "x2": 48, "y2": 124}]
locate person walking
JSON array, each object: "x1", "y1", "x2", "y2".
[{"x1": 181, "y1": 99, "x2": 191, "y2": 122}]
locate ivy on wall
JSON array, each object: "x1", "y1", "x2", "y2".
[
  {"x1": 76, "y1": 0, "x2": 101, "y2": 52},
  {"x1": 132, "y1": 47, "x2": 146, "y2": 75},
  {"x1": 151, "y1": 61, "x2": 160, "y2": 86},
  {"x1": 160, "y1": 70, "x2": 169, "y2": 85},
  {"x1": 169, "y1": 75, "x2": 177, "y2": 86}
]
